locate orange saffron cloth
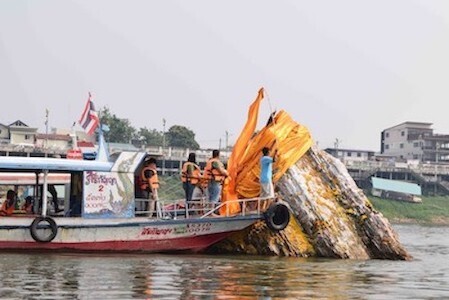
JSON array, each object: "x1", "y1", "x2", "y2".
[{"x1": 220, "y1": 88, "x2": 313, "y2": 215}]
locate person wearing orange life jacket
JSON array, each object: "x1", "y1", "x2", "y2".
[
  {"x1": 140, "y1": 157, "x2": 159, "y2": 216},
  {"x1": 181, "y1": 153, "x2": 202, "y2": 202},
  {"x1": 203, "y1": 149, "x2": 229, "y2": 203},
  {"x1": 0, "y1": 190, "x2": 17, "y2": 216}
]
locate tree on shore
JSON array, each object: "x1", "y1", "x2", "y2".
[
  {"x1": 100, "y1": 107, "x2": 136, "y2": 143},
  {"x1": 138, "y1": 127, "x2": 163, "y2": 146},
  {"x1": 99, "y1": 107, "x2": 200, "y2": 148},
  {"x1": 166, "y1": 125, "x2": 200, "y2": 149}
]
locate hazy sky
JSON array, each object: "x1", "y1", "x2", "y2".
[{"x1": 1, "y1": 1, "x2": 449, "y2": 151}]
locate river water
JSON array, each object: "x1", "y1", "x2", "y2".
[{"x1": 0, "y1": 224, "x2": 447, "y2": 299}]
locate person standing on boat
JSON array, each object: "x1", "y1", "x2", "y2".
[
  {"x1": 37, "y1": 184, "x2": 61, "y2": 214},
  {"x1": 140, "y1": 157, "x2": 160, "y2": 216},
  {"x1": 48, "y1": 184, "x2": 62, "y2": 213},
  {"x1": 0, "y1": 190, "x2": 17, "y2": 216},
  {"x1": 204, "y1": 150, "x2": 228, "y2": 204},
  {"x1": 259, "y1": 147, "x2": 277, "y2": 199},
  {"x1": 181, "y1": 153, "x2": 202, "y2": 202}
]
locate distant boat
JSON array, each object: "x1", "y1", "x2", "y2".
[{"x1": 371, "y1": 177, "x2": 422, "y2": 203}]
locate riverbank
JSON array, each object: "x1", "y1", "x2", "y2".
[{"x1": 369, "y1": 196, "x2": 449, "y2": 225}]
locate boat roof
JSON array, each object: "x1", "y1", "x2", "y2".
[
  {"x1": 0, "y1": 151, "x2": 147, "y2": 173},
  {"x1": 0, "y1": 156, "x2": 113, "y2": 173}
]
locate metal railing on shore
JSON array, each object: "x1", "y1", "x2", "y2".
[
  {"x1": 344, "y1": 160, "x2": 449, "y2": 176},
  {"x1": 144, "y1": 146, "x2": 231, "y2": 163}
]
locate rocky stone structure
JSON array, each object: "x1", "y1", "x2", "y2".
[
  {"x1": 208, "y1": 89, "x2": 411, "y2": 260},
  {"x1": 210, "y1": 147, "x2": 411, "y2": 259}
]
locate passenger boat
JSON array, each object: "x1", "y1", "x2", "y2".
[
  {"x1": 0, "y1": 90, "x2": 292, "y2": 253},
  {"x1": 0, "y1": 150, "x2": 289, "y2": 253}
]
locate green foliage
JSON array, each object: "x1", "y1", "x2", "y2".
[
  {"x1": 100, "y1": 107, "x2": 136, "y2": 143},
  {"x1": 166, "y1": 125, "x2": 200, "y2": 149},
  {"x1": 138, "y1": 127, "x2": 163, "y2": 146},
  {"x1": 98, "y1": 107, "x2": 200, "y2": 148},
  {"x1": 369, "y1": 196, "x2": 449, "y2": 224}
]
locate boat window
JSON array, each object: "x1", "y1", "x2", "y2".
[{"x1": 0, "y1": 173, "x2": 70, "y2": 216}]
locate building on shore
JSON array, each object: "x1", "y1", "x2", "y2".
[
  {"x1": 322, "y1": 121, "x2": 449, "y2": 197},
  {"x1": 4, "y1": 118, "x2": 448, "y2": 197},
  {"x1": 0, "y1": 120, "x2": 232, "y2": 175},
  {"x1": 0, "y1": 120, "x2": 95, "y2": 158},
  {"x1": 381, "y1": 121, "x2": 449, "y2": 163},
  {"x1": 324, "y1": 144, "x2": 449, "y2": 197},
  {"x1": 324, "y1": 148, "x2": 375, "y2": 163}
]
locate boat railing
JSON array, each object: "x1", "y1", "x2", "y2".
[
  {"x1": 134, "y1": 196, "x2": 277, "y2": 220},
  {"x1": 200, "y1": 196, "x2": 275, "y2": 218}
]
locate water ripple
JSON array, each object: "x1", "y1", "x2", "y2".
[{"x1": 0, "y1": 225, "x2": 448, "y2": 299}]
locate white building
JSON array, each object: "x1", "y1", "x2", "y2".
[
  {"x1": 8, "y1": 120, "x2": 38, "y2": 146},
  {"x1": 381, "y1": 122, "x2": 449, "y2": 163},
  {"x1": 324, "y1": 148, "x2": 375, "y2": 162}
]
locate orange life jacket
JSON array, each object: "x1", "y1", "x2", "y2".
[
  {"x1": 140, "y1": 166, "x2": 159, "y2": 190},
  {"x1": 204, "y1": 158, "x2": 226, "y2": 183},
  {"x1": 181, "y1": 162, "x2": 202, "y2": 184},
  {"x1": 0, "y1": 200, "x2": 15, "y2": 216}
]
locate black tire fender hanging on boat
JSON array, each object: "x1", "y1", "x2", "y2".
[
  {"x1": 30, "y1": 216, "x2": 58, "y2": 243},
  {"x1": 264, "y1": 202, "x2": 290, "y2": 231}
]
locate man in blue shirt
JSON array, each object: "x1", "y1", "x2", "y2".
[{"x1": 260, "y1": 147, "x2": 276, "y2": 198}]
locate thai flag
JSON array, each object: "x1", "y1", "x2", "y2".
[{"x1": 78, "y1": 92, "x2": 100, "y2": 135}]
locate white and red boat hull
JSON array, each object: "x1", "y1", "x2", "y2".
[{"x1": 0, "y1": 216, "x2": 260, "y2": 253}]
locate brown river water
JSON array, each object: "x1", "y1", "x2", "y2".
[{"x1": 0, "y1": 224, "x2": 447, "y2": 299}]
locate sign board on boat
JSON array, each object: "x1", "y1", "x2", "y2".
[
  {"x1": 82, "y1": 151, "x2": 146, "y2": 218},
  {"x1": 82, "y1": 170, "x2": 135, "y2": 218}
]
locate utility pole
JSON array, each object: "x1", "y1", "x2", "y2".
[
  {"x1": 45, "y1": 109, "x2": 49, "y2": 157},
  {"x1": 162, "y1": 118, "x2": 166, "y2": 175},
  {"x1": 435, "y1": 142, "x2": 439, "y2": 195},
  {"x1": 225, "y1": 131, "x2": 229, "y2": 151},
  {"x1": 334, "y1": 138, "x2": 340, "y2": 159}
]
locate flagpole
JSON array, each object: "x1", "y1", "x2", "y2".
[
  {"x1": 71, "y1": 122, "x2": 78, "y2": 149},
  {"x1": 95, "y1": 106, "x2": 110, "y2": 162},
  {"x1": 45, "y1": 109, "x2": 49, "y2": 157}
]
